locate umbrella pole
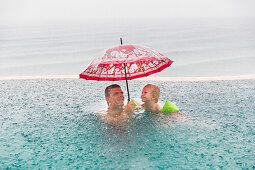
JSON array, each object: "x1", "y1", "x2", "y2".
[{"x1": 123, "y1": 63, "x2": 130, "y2": 101}]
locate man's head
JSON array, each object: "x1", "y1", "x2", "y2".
[
  {"x1": 141, "y1": 84, "x2": 160, "y2": 103},
  {"x1": 105, "y1": 84, "x2": 124, "y2": 108}
]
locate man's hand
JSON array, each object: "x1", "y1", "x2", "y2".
[{"x1": 124, "y1": 101, "x2": 134, "y2": 115}]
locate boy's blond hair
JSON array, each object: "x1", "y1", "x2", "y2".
[{"x1": 144, "y1": 84, "x2": 160, "y2": 103}]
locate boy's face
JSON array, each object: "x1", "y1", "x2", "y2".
[
  {"x1": 141, "y1": 86, "x2": 154, "y2": 102},
  {"x1": 106, "y1": 87, "x2": 124, "y2": 108}
]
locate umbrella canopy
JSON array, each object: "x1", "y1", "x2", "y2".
[
  {"x1": 79, "y1": 43, "x2": 173, "y2": 100},
  {"x1": 80, "y1": 44, "x2": 173, "y2": 81}
]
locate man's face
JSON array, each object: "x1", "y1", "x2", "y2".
[
  {"x1": 107, "y1": 87, "x2": 124, "y2": 108},
  {"x1": 141, "y1": 86, "x2": 154, "y2": 102}
]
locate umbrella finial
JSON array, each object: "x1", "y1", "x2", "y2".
[{"x1": 120, "y1": 38, "x2": 123, "y2": 45}]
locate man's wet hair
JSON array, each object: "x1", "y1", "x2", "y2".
[
  {"x1": 105, "y1": 84, "x2": 121, "y2": 98},
  {"x1": 144, "y1": 84, "x2": 160, "y2": 103}
]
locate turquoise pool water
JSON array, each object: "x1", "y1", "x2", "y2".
[{"x1": 0, "y1": 79, "x2": 254, "y2": 169}]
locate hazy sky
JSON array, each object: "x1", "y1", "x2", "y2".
[{"x1": 0, "y1": 0, "x2": 255, "y2": 22}]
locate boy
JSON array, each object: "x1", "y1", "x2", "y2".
[
  {"x1": 132, "y1": 84, "x2": 179, "y2": 114},
  {"x1": 141, "y1": 84, "x2": 162, "y2": 113}
]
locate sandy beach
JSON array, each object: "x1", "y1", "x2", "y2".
[{"x1": 1, "y1": 74, "x2": 255, "y2": 81}]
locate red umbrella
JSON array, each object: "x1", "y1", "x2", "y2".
[{"x1": 80, "y1": 38, "x2": 173, "y2": 100}]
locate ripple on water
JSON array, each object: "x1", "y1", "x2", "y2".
[{"x1": 0, "y1": 79, "x2": 255, "y2": 169}]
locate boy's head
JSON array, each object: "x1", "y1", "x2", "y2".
[{"x1": 141, "y1": 84, "x2": 160, "y2": 103}]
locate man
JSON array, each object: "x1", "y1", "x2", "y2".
[{"x1": 99, "y1": 84, "x2": 134, "y2": 125}]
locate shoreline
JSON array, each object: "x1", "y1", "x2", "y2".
[{"x1": 1, "y1": 75, "x2": 255, "y2": 81}]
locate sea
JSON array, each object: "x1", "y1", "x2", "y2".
[
  {"x1": 0, "y1": 18, "x2": 255, "y2": 169},
  {"x1": 1, "y1": 17, "x2": 255, "y2": 77}
]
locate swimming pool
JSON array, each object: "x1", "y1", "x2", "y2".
[{"x1": 0, "y1": 79, "x2": 254, "y2": 169}]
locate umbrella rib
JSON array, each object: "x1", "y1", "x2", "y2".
[
  {"x1": 135, "y1": 52, "x2": 148, "y2": 77},
  {"x1": 156, "y1": 60, "x2": 163, "y2": 70},
  {"x1": 152, "y1": 58, "x2": 169, "y2": 74},
  {"x1": 137, "y1": 59, "x2": 147, "y2": 77},
  {"x1": 113, "y1": 64, "x2": 116, "y2": 81},
  {"x1": 161, "y1": 57, "x2": 170, "y2": 67},
  {"x1": 150, "y1": 50, "x2": 169, "y2": 71},
  {"x1": 97, "y1": 63, "x2": 104, "y2": 81}
]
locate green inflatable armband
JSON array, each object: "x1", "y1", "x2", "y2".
[
  {"x1": 131, "y1": 99, "x2": 143, "y2": 111},
  {"x1": 160, "y1": 100, "x2": 179, "y2": 114},
  {"x1": 131, "y1": 99, "x2": 137, "y2": 107}
]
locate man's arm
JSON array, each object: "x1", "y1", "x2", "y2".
[{"x1": 124, "y1": 101, "x2": 134, "y2": 116}]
